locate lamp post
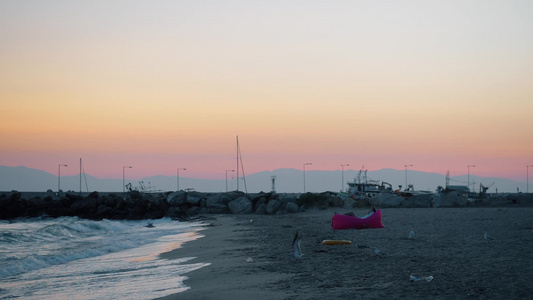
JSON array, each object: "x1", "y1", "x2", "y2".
[
  {"x1": 177, "y1": 168, "x2": 187, "y2": 191},
  {"x1": 123, "y1": 166, "x2": 132, "y2": 194},
  {"x1": 303, "y1": 162, "x2": 312, "y2": 193},
  {"x1": 226, "y1": 170, "x2": 235, "y2": 192},
  {"x1": 58, "y1": 164, "x2": 67, "y2": 192},
  {"x1": 526, "y1": 165, "x2": 533, "y2": 194},
  {"x1": 467, "y1": 165, "x2": 475, "y2": 192},
  {"x1": 341, "y1": 164, "x2": 349, "y2": 192},
  {"x1": 404, "y1": 164, "x2": 413, "y2": 191}
]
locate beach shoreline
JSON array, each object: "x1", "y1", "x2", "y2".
[
  {"x1": 157, "y1": 215, "x2": 288, "y2": 300},
  {"x1": 158, "y1": 207, "x2": 532, "y2": 299}
]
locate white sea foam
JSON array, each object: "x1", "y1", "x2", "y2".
[{"x1": 0, "y1": 217, "x2": 208, "y2": 299}]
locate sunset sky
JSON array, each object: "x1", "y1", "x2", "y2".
[{"x1": 1, "y1": 0, "x2": 532, "y2": 181}]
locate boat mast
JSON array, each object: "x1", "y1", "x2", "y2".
[
  {"x1": 236, "y1": 135, "x2": 239, "y2": 191},
  {"x1": 235, "y1": 135, "x2": 247, "y2": 193},
  {"x1": 79, "y1": 158, "x2": 89, "y2": 194}
]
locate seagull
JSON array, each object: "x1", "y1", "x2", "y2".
[
  {"x1": 293, "y1": 230, "x2": 303, "y2": 258},
  {"x1": 408, "y1": 229, "x2": 415, "y2": 240},
  {"x1": 484, "y1": 231, "x2": 496, "y2": 240}
]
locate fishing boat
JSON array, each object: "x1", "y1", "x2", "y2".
[{"x1": 346, "y1": 169, "x2": 393, "y2": 200}]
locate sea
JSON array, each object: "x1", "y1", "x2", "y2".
[{"x1": 0, "y1": 217, "x2": 210, "y2": 299}]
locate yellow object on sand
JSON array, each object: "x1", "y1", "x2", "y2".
[{"x1": 321, "y1": 240, "x2": 352, "y2": 245}]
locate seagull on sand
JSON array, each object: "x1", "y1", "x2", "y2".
[
  {"x1": 484, "y1": 231, "x2": 496, "y2": 240},
  {"x1": 293, "y1": 231, "x2": 303, "y2": 258},
  {"x1": 408, "y1": 229, "x2": 415, "y2": 240}
]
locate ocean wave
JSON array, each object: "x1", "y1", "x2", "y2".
[{"x1": 0, "y1": 217, "x2": 204, "y2": 279}]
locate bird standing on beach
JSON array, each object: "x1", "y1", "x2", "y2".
[
  {"x1": 408, "y1": 229, "x2": 415, "y2": 240},
  {"x1": 484, "y1": 231, "x2": 496, "y2": 240},
  {"x1": 293, "y1": 230, "x2": 303, "y2": 258}
]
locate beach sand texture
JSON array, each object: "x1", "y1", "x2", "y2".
[{"x1": 160, "y1": 207, "x2": 532, "y2": 299}]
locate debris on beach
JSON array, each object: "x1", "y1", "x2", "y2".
[
  {"x1": 410, "y1": 275, "x2": 434, "y2": 282},
  {"x1": 321, "y1": 240, "x2": 352, "y2": 245},
  {"x1": 293, "y1": 230, "x2": 303, "y2": 258},
  {"x1": 374, "y1": 248, "x2": 385, "y2": 256}
]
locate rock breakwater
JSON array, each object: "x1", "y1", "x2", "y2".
[
  {"x1": 0, "y1": 190, "x2": 344, "y2": 220},
  {"x1": 1, "y1": 190, "x2": 530, "y2": 220}
]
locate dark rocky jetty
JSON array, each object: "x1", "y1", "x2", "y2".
[
  {"x1": 0, "y1": 190, "x2": 344, "y2": 220},
  {"x1": 1, "y1": 190, "x2": 530, "y2": 220}
]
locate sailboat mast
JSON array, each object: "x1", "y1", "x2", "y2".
[
  {"x1": 236, "y1": 135, "x2": 239, "y2": 191},
  {"x1": 79, "y1": 158, "x2": 82, "y2": 195}
]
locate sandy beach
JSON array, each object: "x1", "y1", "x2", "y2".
[{"x1": 159, "y1": 207, "x2": 532, "y2": 299}]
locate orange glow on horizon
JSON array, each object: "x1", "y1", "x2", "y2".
[{"x1": 1, "y1": 1, "x2": 532, "y2": 182}]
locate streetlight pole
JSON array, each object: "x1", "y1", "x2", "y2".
[
  {"x1": 303, "y1": 162, "x2": 312, "y2": 193},
  {"x1": 404, "y1": 164, "x2": 413, "y2": 190},
  {"x1": 226, "y1": 170, "x2": 235, "y2": 192},
  {"x1": 58, "y1": 164, "x2": 67, "y2": 192},
  {"x1": 123, "y1": 166, "x2": 132, "y2": 194},
  {"x1": 467, "y1": 165, "x2": 475, "y2": 192},
  {"x1": 341, "y1": 164, "x2": 349, "y2": 192},
  {"x1": 177, "y1": 168, "x2": 187, "y2": 191},
  {"x1": 526, "y1": 165, "x2": 533, "y2": 194}
]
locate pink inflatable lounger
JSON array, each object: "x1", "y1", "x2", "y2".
[{"x1": 332, "y1": 209, "x2": 385, "y2": 230}]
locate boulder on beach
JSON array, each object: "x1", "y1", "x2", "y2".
[
  {"x1": 166, "y1": 191, "x2": 187, "y2": 206},
  {"x1": 266, "y1": 199, "x2": 282, "y2": 214},
  {"x1": 186, "y1": 191, "x2": 205, "y2": 206},
  {"x1": 285, "y1": 202, "x2": 299, "y2": 213},
  {"x1": 254, "y1": 203, "x2": 267, "y2": 214},
  {"x1": 228, "y1": 196, "x2": 253, "y2": 214}
]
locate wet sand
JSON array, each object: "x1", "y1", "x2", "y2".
[{"x1": 159, "y1": 207, "x2": 532, "y2": 299}]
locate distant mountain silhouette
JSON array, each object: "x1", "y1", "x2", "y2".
[{"x1": 0, "y1": 165, "x2": 525, "y2": 193}]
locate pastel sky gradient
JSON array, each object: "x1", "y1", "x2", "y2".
[{"x1": 1, "y1": 0, "x2": 532, "y2": 181}]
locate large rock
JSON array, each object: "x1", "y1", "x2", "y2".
[
  {"x1": 255, "y1": 203, "x2": 267, "y2": 214},
  {"x1": 186, "y1": 191, "x2": 205, "y2": 206},
  {"x1": 224, "y1": 191, "x2": 246, "y2": 201},
  {"x1": 228, "y1": 196, "x2": 253, "y2": 214},
  {"x1": 167, "y1": 191, "x2": 187, "y2": 206},
  {"x1": 266, "y1": 199, "x2": 282, "y2": 214},
  {"x1": 253, "y1": 197, "x2": 267, "y2": 211},
  {"x1": 285, "y1": 202, "x2": 299, "y2": 213},
  {"x1": 71, "y1": 197, "x2": 98, "y2": 214},
  {"x1": 165, "y1": 206, "x2": 186, "y2": 219},
  {"x1": 207, "y1": 204, "x2": 230, "y2": 214},
  {"x1": 206, "y1": 194, "x2": 232, "y2": 207},
  {"x1": 250, "y1": 192, "x2": 272, "y2": 204}
]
